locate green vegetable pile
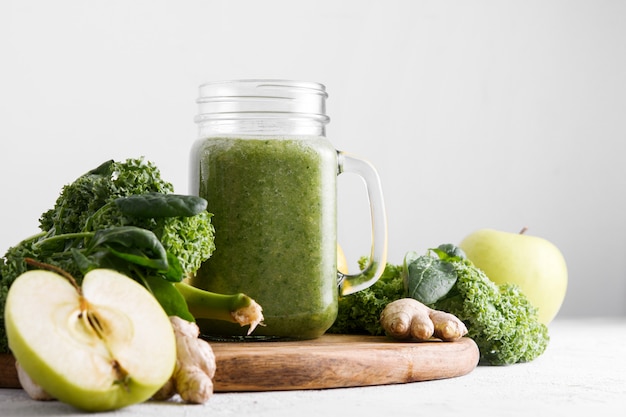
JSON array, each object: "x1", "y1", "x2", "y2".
[
  {"x1": 329, "y1": 244, "x2": 550, "y2": 365},
  {"x1": 0, "y1": 158, "x2": 216, "y2": 353}
]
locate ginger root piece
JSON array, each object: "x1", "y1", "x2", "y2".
[
  {"x1": 380, "y1": 298, "x2": 468, "y2": 342},
  {"x1": 15, "y1": 361, "x2": 55, "y2": 401},
  {"x1": 153, "y1": 316, "x2": 217, "y2": 404}
]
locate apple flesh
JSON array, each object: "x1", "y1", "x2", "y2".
[
  {"x1": 459, "y1": 228, "x2": 568, "y2": 325},
  {"x1": 4, "y1": 268, "x2": 177, "y2": 412}
]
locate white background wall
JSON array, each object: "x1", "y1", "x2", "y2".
[{"x1": 2, "y1": 0, "x2": 625, "y2": 318}]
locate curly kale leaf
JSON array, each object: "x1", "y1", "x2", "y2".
[
  {"x1": 88, "y1": 203, "x2": 216, "y2": 278},
  {"x1": 328, "y1": 259, "x2": 404, "y2": 336},
  {"x1": 0, "y1": 158, "x2": 216, "y2": 353},
  {"x1": 413, "y1": 245, "x2": 550, "y2": 365},
  {"x1": 155, "y1": 212, "x2": 215, "y2": 277},
  {"x1": 432, "y1": 262, "x2": 549, "y2": 365},
  {"x1": 329, "y1": 244, "x2": 550, "y2": 366},
  {"x1": 39, "y1": 158, "x2": 174, "y2": 234},
  {"x1": 0, "y1": 234, "x2": 85, "y2": 353}
]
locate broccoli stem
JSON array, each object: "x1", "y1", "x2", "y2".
[{"x1": 173, "y1": 282, "x2": 264, "y2": 335}]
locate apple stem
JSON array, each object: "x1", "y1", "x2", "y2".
[
  {"x1": 24, "y1": 257, "x2": 83, "y2": 295},
  {"x1": 519, "y1": 226, "x2": 529, "y2": 235}
]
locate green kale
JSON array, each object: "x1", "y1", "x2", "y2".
[
  {"x1": 328, "y1": 258, "x2": 404, "y2": 336},
  {"x1": 0, "y1": 158, "x2": 216, "y2": 353},
  {"x1": 329, "y1": 244, "x2": 550, "y2": 366},
  {"x1": 427, "y1": 247, "x2": 549, "y2": 365},
  {"x1": 39, "y1": 158, "x2": 174, "y2": 235},
  {"x1": 86, "y1": 194, "x2": 215, "y2": 276}
]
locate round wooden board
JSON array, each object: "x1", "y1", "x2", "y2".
[
  {"x1": 0, "y1": 335, "x2": 479, "y2": 392},
  {"x1": 210, "y1": 335, "x2": 479, "y2": 391}
]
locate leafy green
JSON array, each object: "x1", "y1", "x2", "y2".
[
  {"x1": 328, "y1": 258, "x2": 404, "y2": 336},
  {"x1": 39, "y1": 158, "x2": 174, "y2": 235},
  {"x1": 428, "y1": 251, "x2": 549, "y2": 365},
  {"x1": 429, "y1": 243, "x2": 466, "y2": 261},
  {"x1": 87, "y1": 226, "x2": 170, "y2": 272},
  {"x1": 329, "y1": 244, "x2": 550, "y2": 366},
  {"x1": 402, "y1": 251, "x2": 457, "y2": 305},
  {"x1": 114, "y1": 192, "x2": 208, "y2": 218},
  {"x1": 138, "y1": 273, "x2": 191, "y2": 322},
  {"x1": 0, "y1": 158, "x2": 216, "y2": 353}
]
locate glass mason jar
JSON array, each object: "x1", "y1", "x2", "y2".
[{"x1": 189, "y1": 80, "x2": 387, "y2": 340}]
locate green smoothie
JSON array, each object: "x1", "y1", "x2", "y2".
[{"x1": 189, "y1": 136, "x2": 339, "y2": 339}]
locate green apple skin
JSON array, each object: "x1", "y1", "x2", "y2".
[
  {"x1": 4, "y1": 269, "x2": 176, "y2": 412},
  {"x1": 459, "y1": 229, "x2": 568, "y2": 325}
]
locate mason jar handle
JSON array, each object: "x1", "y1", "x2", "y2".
[{"x1": 336, "y1": 151, "x2": 388, "y2": 296}]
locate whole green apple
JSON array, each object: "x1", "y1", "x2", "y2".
[{"x1": 459, "y1": 228, "x2": 567, "y2": 325}]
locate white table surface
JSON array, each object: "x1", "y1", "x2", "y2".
[{"x1": 1, "y1": 317, "x2": 625, "y2": 417}]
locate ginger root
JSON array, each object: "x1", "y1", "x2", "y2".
[
  {"x1": 380, "y1": 298, "x2": 468, "y2": 342},
  {"x1": 153, "y1": 316, "x2": 217, "y2": 404},
  {"x1": 15, "y1": 361, "x2": 55, "y2": 401}
]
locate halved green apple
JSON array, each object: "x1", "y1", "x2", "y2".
[{"x1": 4, "y1": 268, "x2": 177, "y2": 412}]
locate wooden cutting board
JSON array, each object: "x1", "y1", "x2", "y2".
[{"x1": 0, "y1": 335, "x2": 479, "y2": 392}]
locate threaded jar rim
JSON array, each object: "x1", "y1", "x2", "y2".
[{"x1": 195, "y1": 79, "x2": 330, "y2": 124}]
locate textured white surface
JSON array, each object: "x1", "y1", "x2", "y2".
[{"x1": 1, "y1": 317, "x2": 624, "y2": 416}]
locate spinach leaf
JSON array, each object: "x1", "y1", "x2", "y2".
[
  {"x1": 404, "y1": 251, "x2": 458, "y2": 305},
  {"x1": 71, "y1": 248, "x2": 99, "y2": 274},
  {"x1": 430, "y1": 243, "x2": 467, "y2": 261},
  {"x1": 140, "y1": 273, "x2": 195, "y2": 322},
  {"x1": 87, "y1": 226, "x2": 169, "y2": 271},
  {"x1": 162, "y1": 251, "x2": 184, "y2": 282},
  {"x1": 86, "y1": 159, "x2": 115, "y2": 176},
  {"x1": 114, "y1": 193, "x2": 208, "y2": 218},
  {"x1": 106, "y1": 247, "x2": 169, "y2": 272}
]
